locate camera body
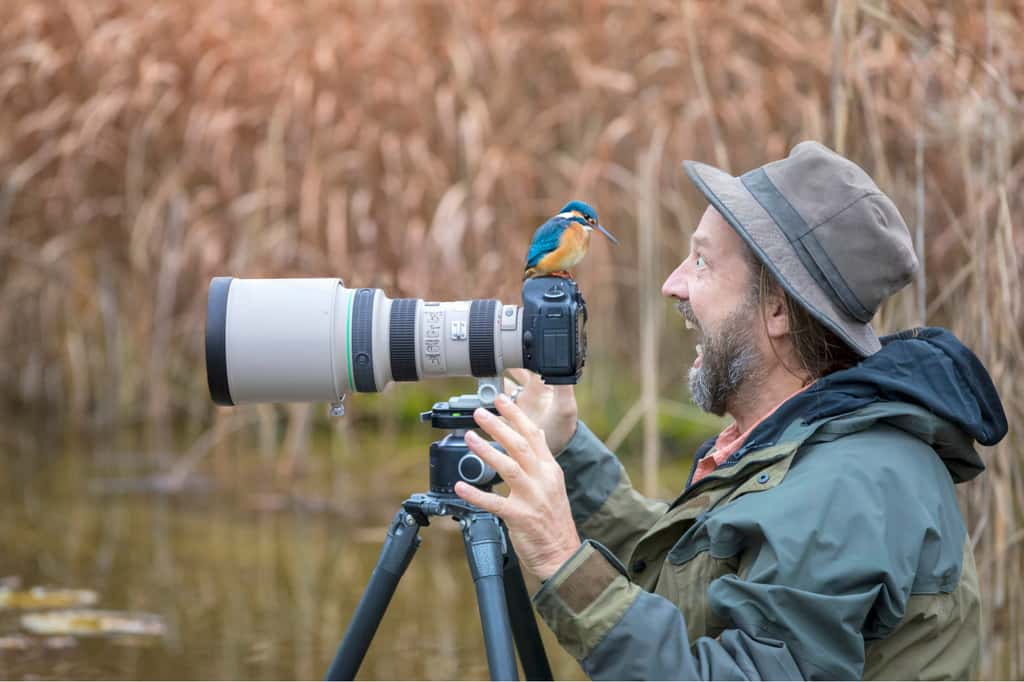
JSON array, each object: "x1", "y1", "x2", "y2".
[{"x1": 520, "y1": 277, "x2": 587, "y2": 384}]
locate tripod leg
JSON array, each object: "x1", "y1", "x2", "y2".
[
  {"x1": 502, "y1": 541, "x2": 553, "y2": 681},
  {"x1": 462, "y1": 513, "x2": 519, "y2": 681},
  {"x1": 325, "y1": 510, "x2": 422, "y2": 681}
]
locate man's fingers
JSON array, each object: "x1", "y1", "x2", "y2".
[
  {"x1": 493, "y1": 395, "x2": 548, "y2": 452},
  {"x1": 502, "y1": 375, "x2": 521, "y2": 396},
  {"x1": 473, "y1": 407, "x2": 535, "y2": 464},
  {"x1": 454, "y1": 481, "x2": 510, "y2": 517},
  {"x1": 507, "y1": 368, "x2": 535, "y2": 387},
  {"x1": 465, "y1": 430, "x2": 529, "y2": 483}
]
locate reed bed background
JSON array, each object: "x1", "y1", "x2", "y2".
[{"x1": 0, "y1": 0, "x2": 1021, "y2": 676}]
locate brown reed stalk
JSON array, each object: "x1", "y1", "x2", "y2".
[{"x1": 637, "y1": 123, "x2": 667, "y2": 496}]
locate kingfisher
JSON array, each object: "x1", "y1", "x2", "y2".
[{"x1": 523, "y1": 201, "x2": 618, "y2": 280}]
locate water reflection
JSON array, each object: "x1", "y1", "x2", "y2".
[{"x1": 0, "y1": 426, "x2": 584, "y2": 680}]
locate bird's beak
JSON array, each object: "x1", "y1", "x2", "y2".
[{"x1": 596, "y1": 224, "x2": 619, "y2": 245}]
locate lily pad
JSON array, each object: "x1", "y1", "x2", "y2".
[
  {"x1": 20, "y1": 610, "x2": 166, "y2": 637},
  {"x1": 0, "y1": 587, "x2": 98, "y2": 609}
]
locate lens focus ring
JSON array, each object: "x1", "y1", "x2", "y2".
[
  {"x1": 389, "y1": 298, "x2": 418, "y2": 381},
  {"x1": 469, "y1": 300, "x2": 498, "y2": 377},
  {"x1": 351, "y1": 288, "x2": 377, "y2": 392}
]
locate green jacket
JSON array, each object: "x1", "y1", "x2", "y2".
[{"x1": 532, "y1": 328, "x2": 1007, "y2": 680}]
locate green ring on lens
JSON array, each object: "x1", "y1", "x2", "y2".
[{"x1": 346, "y1": 290, "x2": 355, "y2": 391}]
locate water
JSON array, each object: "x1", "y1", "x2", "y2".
[{"x1": 0, "y1": 425, "x2": 584, "y2": 680}]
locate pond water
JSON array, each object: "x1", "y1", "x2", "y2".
[{"x1": 0, "y1": 423, "x2": 586, "y2": 680}]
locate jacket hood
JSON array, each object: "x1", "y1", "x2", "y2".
[{"x1": 729, "y1": 327, "x2": 1007, "y2": 483}]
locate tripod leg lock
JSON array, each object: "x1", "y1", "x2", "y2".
[
  {"x1": 462, "y1": 514, "x2": 507, "y2": 582},
  {"x1": 375, "y1": 510, "x2": 423, "y2": 577},
  {"x1": 401, "y1": 500, "x2": 432, "y2": 527}
]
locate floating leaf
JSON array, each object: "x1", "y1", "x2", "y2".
[
  {"x1": 0, "y1": 634, "x2": 31, "y2": 650},
  {"x1": 0, "y1": 587, "x2": 98, "y2": 609},
  {"x1": 44, "y1": 636, "x2": 78, "y2": 649},
  {"x1": 20, "y1": 610, "x2": 166, "y2": 637}
]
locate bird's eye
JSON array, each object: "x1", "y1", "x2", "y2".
[{"x1": 587, "y1": 216, "x2": 596, "y2": 224}]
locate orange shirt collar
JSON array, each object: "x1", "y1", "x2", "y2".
[{"x1": 690, "y1": 381, "x2": 815, "y2": 486}]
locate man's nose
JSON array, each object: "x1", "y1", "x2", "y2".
[{"x1": 661, "y1": 262, "x2": 688, "y2": 299}]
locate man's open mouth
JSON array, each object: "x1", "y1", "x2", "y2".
[{"x1": 681, "y1": 313, "x2": 704, "y2": 368}]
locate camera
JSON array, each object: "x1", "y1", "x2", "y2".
[{"x1": 205, "y1": 275, "x2": 587, "y2": 405}]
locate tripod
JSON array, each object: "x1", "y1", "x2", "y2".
[{"x1": 325, "y1": 386, "x2": 553, "y2": 681}]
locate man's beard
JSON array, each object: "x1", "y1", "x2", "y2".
[{"x1": 679, "y1": 300, "x2": 764, "y2": 417}]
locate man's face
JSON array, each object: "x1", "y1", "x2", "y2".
[{"x1": 661, "y1": 207, "x2": 765, "y2": 415}]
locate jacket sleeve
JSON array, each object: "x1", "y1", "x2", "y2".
[
  {"x1": 555, "y1": 421, "x2": 667, "y2": 562},
  {"x1": 533, "y1": 540, "x2": 805, "y2": 681}
]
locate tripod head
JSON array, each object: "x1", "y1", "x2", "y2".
[{"x1": 420, "y1": 377, "x2": 504, "y2": 495}]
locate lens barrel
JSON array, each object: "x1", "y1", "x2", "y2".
[{"x1": 204, "y1": 277, "x2": 525, "y2": 404}]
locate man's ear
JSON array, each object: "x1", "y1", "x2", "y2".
[{"x1": 763, "y1": 285, "x2": 789, "y2": 340}]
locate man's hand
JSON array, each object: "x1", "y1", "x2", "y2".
[
  {"x1": 503, "y1": 368, "x2": 578, "y2": 455},
  {"x1": 453, "y1": 394, "x2": 581, "y2": 581}
]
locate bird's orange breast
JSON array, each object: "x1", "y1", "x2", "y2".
[{"x1": 536, "y1": 224, "x2": 590, "y2": 272}]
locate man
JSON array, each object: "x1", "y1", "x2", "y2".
[{"x1": 454, "y1": 142, "x2": 1008, "y2": 680}]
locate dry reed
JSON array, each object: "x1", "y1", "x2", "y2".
[{"x1": 0, "y1": 0, "x2": 1021, "y2": 676}]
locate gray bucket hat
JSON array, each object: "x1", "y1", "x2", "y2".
[{"x1": 683, "y1": 141, "x2": 918, "y2": 357}]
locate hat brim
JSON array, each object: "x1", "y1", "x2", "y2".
[{"x1": 683, "y1": 159, "x2": 881, "y2": 357}]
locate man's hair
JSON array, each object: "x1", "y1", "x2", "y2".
[{"x1": 742, "y1": 245, "x2": 861, "y2": 380}]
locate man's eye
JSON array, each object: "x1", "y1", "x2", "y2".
[{"x1": 695, "y1": 255, "x2": 707, "y2": 268}]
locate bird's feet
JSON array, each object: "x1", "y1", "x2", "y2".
[{"x1": 550, "y1": 270, "x2": 575, "y2": 280}]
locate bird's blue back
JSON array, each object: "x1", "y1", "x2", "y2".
[{"x1": 526, "y1": 216, "x2": 575, "y2": 268}]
